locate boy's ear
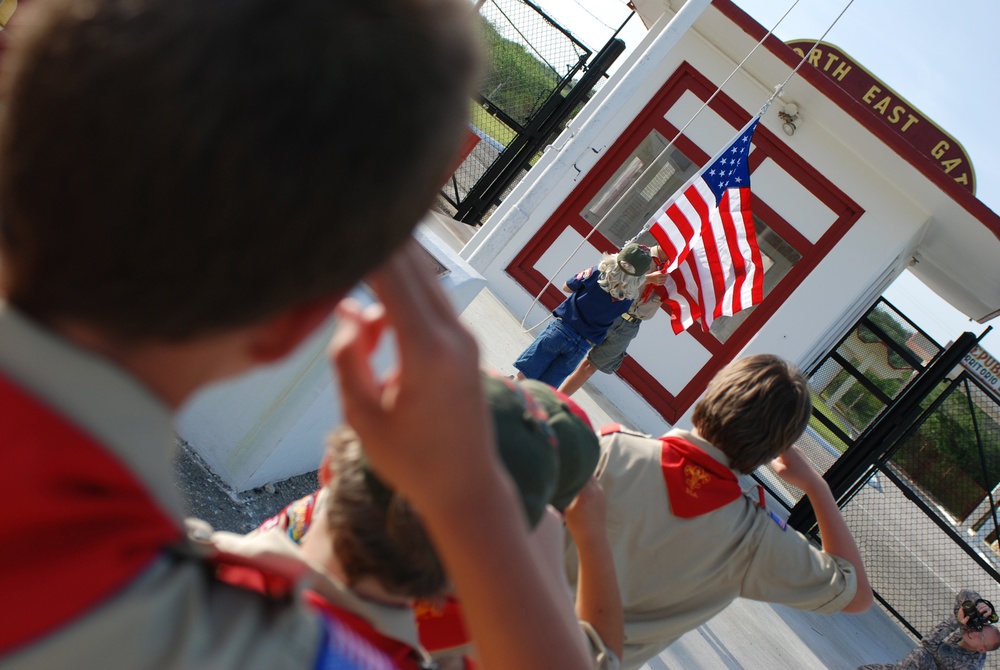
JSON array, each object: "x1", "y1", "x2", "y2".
[{"x1": 247, "y1": 298, "x2": 340, "y2": 364}]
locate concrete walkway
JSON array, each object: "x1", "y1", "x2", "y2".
[{"x1": 429, "y1": 212, "x2": 918, "y2": 669}]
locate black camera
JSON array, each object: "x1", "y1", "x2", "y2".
[{"x1": 962, "y1": 598, "x2": 998, "y2": 630}]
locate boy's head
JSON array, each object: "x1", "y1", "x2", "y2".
[
  {"x1": 324, "y1": 425, "x2": 447, "y2": 600},
  {"x1": 692, "y1": 354, "x2": 811, "y2": 474},
  {"x1": 322, "y1": 373, "x2": 599, "y2": 598},
  {"x1": 616, "y1": 243, "x2": 653, "y2": 277},
  {"x1": 0, "y1": 0, "x2": 479, "y2": 341},
  {"x1": 598, "y1": 244, "x2": 651, "y2": 301}
]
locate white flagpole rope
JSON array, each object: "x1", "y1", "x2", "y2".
[
  {"x1": 517, "y1": 0, "x2": 854, "y2": 333},
  {"x1": 760, "y1": 0, "x2": 857, "y2": 118}
]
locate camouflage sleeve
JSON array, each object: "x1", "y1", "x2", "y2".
[{"x1": 920, "y1": 617, "x2": 959, "y2": 655}]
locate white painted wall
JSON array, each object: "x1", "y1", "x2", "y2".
[{"x1": 177, "y1": 223, "x2": 487, "y2": 491}]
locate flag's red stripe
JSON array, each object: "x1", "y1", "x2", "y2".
[
  {"x1": 717, "y1": 190, "x2": 747, "y2": 316},
  {"x1": 645, "y1": 122, "x2": 765, "y2": 335}
]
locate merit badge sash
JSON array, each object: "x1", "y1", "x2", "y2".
[{"x1": 659, "y1": 436, "x2": 741, "y2": 518}]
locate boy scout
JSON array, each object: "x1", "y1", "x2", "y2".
[
  {"x1": 565, "y1": 354, "x2": 874, "y2": 669},
  {"x1": 0, "y1": 0, "x2": 595, "y2": 668}
]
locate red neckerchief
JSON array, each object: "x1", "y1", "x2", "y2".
[
  {"x1": 638, "y1": 256, "x2": 663, "y2": 304},
  {"x1": 415, "y1": 595, "x2": 470, "y2": 653},
  {"x1": 0, "y1": 372, "x2": 181, "y2": 654},
  {"x1": 659, "y1": 436, "x2": 740, "y2": 518}
]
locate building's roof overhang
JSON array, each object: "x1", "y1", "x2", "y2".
[{"x1": 628, "y1": 0, "x2": 1000, "y2": 322}]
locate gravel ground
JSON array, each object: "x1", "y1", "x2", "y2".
[{"x1": 172, "y1": 438, "x2": 319, "y2": 534}]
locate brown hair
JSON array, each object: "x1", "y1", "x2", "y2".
[
  {"x1": 324, "y1": 426, "x2": 447, "y2": 600},
  {"x1": 692, "y1": 354, "x2": 811, "y2": 474},
  {"x1": 0, "y1": 0, "x2": 479, "y2": 340}
]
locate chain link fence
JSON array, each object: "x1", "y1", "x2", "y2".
[
  {"x1": 845, "y1": 373, "x2": 1000, "y2": 667},
  {"x1": 752, "y1": 299, "x2": 1000, "y2": 664},
  {"x1": 441, "y1": 0, "x2": 607, "y2": 223}
]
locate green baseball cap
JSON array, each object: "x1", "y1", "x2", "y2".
[
  {"x1": 616, "y1": 242, "x2": 652, "y2": 277},
  {"x1": 483, "y1": 372, "x2": 559, "y2": 528},
  {"x1": 519, "y1": 380, "x2": 600, "y2": 511},
  {"x1": 363, "y1": 372, "x2": 596, "y2": 529}
]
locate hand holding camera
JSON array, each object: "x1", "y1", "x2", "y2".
[{"x1": 961, "y1": 598, "x2": 998, "y2": 631}]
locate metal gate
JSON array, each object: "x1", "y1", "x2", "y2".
[
  {"x1": 441, "y1": 0, "x2": 627, "y2": 225},
  {"x1": 753, "y1": 298, "x2": 1000, "y2": 655}
]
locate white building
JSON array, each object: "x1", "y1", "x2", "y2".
[{"x1": 463, "y1": 0, "x2": 1000, "y2": 436}]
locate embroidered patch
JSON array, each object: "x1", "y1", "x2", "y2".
[
  {"x1": 769, "y1": 510, "x2": 788, "y2": 531},
  {"x1": 683, "y1": 463, "x2": 712, "y2": 498}
]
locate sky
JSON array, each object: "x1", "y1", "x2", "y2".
[{"x1": 523, "y1": 0, "x2": 1000, "y2": 354}]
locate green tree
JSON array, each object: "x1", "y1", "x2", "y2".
[
  {"x1": 478, "y1": 16, "x2": 563, "y2": 126},
  {"x1": 895, "y1": 386, "x2": 1000, "y2": 520}
]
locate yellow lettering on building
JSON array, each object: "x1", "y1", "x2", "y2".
[
  {"x1": 824, "y1": 53, "x2": 839, "y2": 71},
  {"x1": 808, "y1": 48, "x2": 822, "y2": 67},
  {"x1": 831, "y1": 61, "x2": 852, "y2": 81},
  {"x1": 860, "y1": 87, "x2": 921, "y2": 132},
  {"x1": 941, "y1": 157, "x2": 962, "y2": 174},
  {"x1": 931, "y1": 140, "x2": 969, "y2": 182},
  {"x1": 872, "y1": 96, "x2": 891, "y2": 115},
  {"x1": 792, "y1": 47, "x2": 805, "y2": 58}
]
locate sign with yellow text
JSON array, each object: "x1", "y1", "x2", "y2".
[{"x1": 786, "y1": 40, "x2": 976, "y2": 194}]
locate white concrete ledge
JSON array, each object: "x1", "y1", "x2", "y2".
[{"x1": 176, "y1": 216, "x2": 486, "y2": 492}]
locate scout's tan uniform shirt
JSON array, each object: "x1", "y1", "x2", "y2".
[
  {"x1": 628, "y1": 286, "x2": 662, "y2": 321},
  {"x1": 566, "y1": 428, "x2": 859, "y2": 670},
  {"x1": 0, "y1": 305, "x2": 387, "y2": 669}
]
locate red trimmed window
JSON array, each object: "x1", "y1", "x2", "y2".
[{"x1": 507, "y1": 62, "x2": 862, "y2": 422}]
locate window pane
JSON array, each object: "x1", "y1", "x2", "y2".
[
  {"x1": 709, "y1": 215, "x2": 802, "y2": 343},
  {"x1": 580, "y1": 130, "x2": 698, "y2": 248}
]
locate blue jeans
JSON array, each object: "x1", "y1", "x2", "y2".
[{"x1": 513, "y1": 319, "x2": 592, "y2": 388}]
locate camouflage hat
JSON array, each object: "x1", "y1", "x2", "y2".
[
  {"x1": 483, "y1": 372, "x2": 559, "y2": 528},
  {"x1": 616, "y1": 242, "x2": 652, "y2": 277},
  {"x1": 519, "y1": 379, "x2": 601, "y2": 511}
]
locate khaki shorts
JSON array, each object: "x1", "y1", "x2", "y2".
[{"x1": 587, "y1": 316, "x2": 641, "y2": 373}]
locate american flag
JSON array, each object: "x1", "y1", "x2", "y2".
[{"x1": 648, "y1": 118, "x2": 764, "y2": 334}]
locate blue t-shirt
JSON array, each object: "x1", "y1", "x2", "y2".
[{"x1": 553, "y1": 266, "x2": 633, "y2": 345}]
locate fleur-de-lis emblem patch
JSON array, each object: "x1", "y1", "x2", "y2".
[{"x1": 683, "y1": 463, "x2": 712, "y2": 498}]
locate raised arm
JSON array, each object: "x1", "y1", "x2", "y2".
[
  {"x1": 330, "y1": 240, "x2": 593, "y2": 670},
  {"x1": 563, "y1": 478, "x2": 624, "y2": 662},
  {"x1": 771, "y1": 446, "x2": 873, "y2": 613}
]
